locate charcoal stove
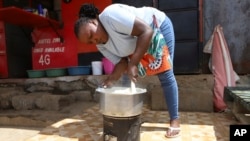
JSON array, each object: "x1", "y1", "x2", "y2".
[
  {"x1": 96, "y1": 86, "x2": 147, "y2": 141},
  {"x1": 103, "y1": 115, "x2": 141, "y2": 141}
]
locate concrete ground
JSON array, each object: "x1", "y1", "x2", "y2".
[
  {"x1": 0, "y1": 101, "x2": 241, "y2": 141},
  {"x1": 0, "y1": 126, "x2": 42, "y2": 141},
  {"x1": 0, "y1": 101, "x2": 95, "y2": 141}
]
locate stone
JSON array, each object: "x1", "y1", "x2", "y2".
[
  {"x1": 54, "y1": 79, "x2": 87, "y2": 92},
  {"x1": 0, "y1": 88, "x2": 25, "y2": 109},
  {"x1": 25, "y1": 82, "x2": 54, "y2": 93},
  {"x1": 35, "y1": 94, "x2": 75, "y2": 111},
  {"x1": 12, "y1": 94, "x2": 38, "y2": 110},
  {"x1": 69, "y1": 90, "x2": 92, "y2": 101}
]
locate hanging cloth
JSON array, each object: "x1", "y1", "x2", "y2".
[{"x1": 203, "y1": 24, "x2": 239, "y2": 112}]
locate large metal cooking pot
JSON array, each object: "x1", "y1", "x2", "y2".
[{"x1": 96, "y1": 87, "x2": 147, "y2": 117}]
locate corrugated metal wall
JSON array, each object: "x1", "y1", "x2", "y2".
[{"x1": 203, "y1": 0, "x2": 250, "y2": 74}]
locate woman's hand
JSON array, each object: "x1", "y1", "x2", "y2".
[
  {"x1": 102, "y1": 74, "x2": 120, "y2": 88},
  {"x1": 127, "y1": 63, "x2": 138, "y2": 82},
  {"x1": 101, "y1": 57, "x2": 128, "y2": 87}
]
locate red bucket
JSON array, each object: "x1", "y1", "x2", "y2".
[{"x1": 102, "y1": 58, "x2": 115, "y2": 75}]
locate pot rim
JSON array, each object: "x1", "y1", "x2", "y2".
[{"x1": 96, "y1": 87, "x2": 146, "y2": 95}]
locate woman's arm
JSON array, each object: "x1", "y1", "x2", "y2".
[
  {"x1": 102, "y1": 57, "x2": 128, "y2": 87},
  {"x1": 128, "y1": 17, "x2": 154, "y2": 81}
]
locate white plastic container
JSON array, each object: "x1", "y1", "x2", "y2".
[{"x1": 91, "y1": 61, "x2": 103, "y2": 75}]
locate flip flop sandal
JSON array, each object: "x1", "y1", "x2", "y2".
[{"x1": 165, "y1": 127, "x2": 181, "y2": 138}]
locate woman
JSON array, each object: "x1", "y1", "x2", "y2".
[{"x1": 74, "y1": 3, "x2": 180, "y2": 138}]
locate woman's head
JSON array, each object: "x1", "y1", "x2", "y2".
[
  {"x1": 74, "y1": 3, "x2": 108, "y2": 44},
  {"x1": 78, "y1": 3, "x2": 99, "y2": 19}
]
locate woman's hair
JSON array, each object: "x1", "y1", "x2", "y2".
[
  {"x1": 78, "y1": 3, "x2": 100, "y2": 18},
  {"x1": 74, "y1": 3, "x2": 100, "y2": 38}
]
